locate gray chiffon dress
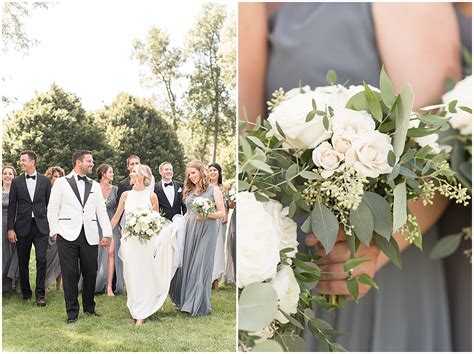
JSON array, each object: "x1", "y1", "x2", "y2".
[
  {"x1": 45, "y1": 233, "x2": 61, "y2": 289},
  {"x1": 96, "y1": 185, "x2": 124, "y2": 294},
  {"x1": 2, "y1": 191, "x2": 19, "y2": 293},
  {"x1": 266, "y1": 3, "x2": 460, "y2": 351},
  {"x1": 171, "y1": 185, "x2": 219, "y2": 316}
]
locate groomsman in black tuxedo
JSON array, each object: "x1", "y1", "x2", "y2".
[
  {"x1": 7, "y1": 151, "x2": 51, "y2": 306},
  {"x1": 154, "y1": 162, "x2": 186, "y2": 221},
  {"x1": 117, "y1": 155, "x2": 140, "y2": 202}
]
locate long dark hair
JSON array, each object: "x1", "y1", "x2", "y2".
[
  {"x1": 96, "y1": 164, "x2": 112, "y2": 182},
  {"x1": 208, "y1": 162, "x2": 223, "y2": 185}
]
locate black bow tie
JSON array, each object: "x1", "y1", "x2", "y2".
[
  {"x1": 26, "y1": 175, "x2": 36, "y2": 180},
  {"x1": 77, "y1": 175, "x2": 88, "y2": 182},
  {"x1": 164, "y1": 182, "x2": 173, "y2": 187}
]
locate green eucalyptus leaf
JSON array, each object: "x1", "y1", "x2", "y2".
[
  {"x1": 330, "y1": 342, "x2": 348, "y2": 352},
  {"x1": 343, "y1": 257, "x2": 368, "y2": 273},
  {"x1": 300, "y1": 170, "x2": 322, "y2": 180},
  {"x1": 357, "y1": 273, "x2": 379, "y2": 289},
  {"x1": 306, "y1": 110, "x2": 316, "y2": 122},
  {"x1": 250, "y1": 159, "x2": 274, "y2": 174},
  {"x1": 274, "y1": 153, "x2": 292, "y2": 169},
  {"x1": 393, "y1": 182, "x2": 407, "y2": 233},
  {"x1": 326, "y1": 69, "x2": 337, "y2": 85},
  {"x1": 311, "y1": 202, "x2": 339, "y2": 253},
  {"x1": 309, "y1": 318, "x2": 333, "y2": 331},
  {"x1": 388, "y1": 164, "x2": 401, "y2": 182},
  {"x1": 448, "y1": 99, "x2": 458, "y2": 113},
  {"x1": 407, "y1": 127, "x2": 440, "y2": 138},
  {"x1": 301, "y1": 215, "x2": 312, "y2": 233},
  {"x1": 345, "y1": 91, "x2": 368, "y2": 111},
  {"x1": 288, "y1": 201, "x2": 296, "y2": 218},
  {"x1": 387, "y1": 150, "x2": 396, "y2": 167},
  {"x1": 347, "y1": 278, "x2": 359, "y2": 300},
  {"x1": 430, "y1": 233, "x2": 463, "y2": 259},
  {"x1": 286, "y1": 163, "x2": 298, "y2": 180},
  {"x1": 400, "y1": 149, "x2": 416, "y2": 164},
  {"x1": 254, "y1": 192, "x2": 270, "y2": 203},
  {"x1": 252, "y1": 340, "x2": 284, "y2": 352},
  {"x1": 362, "y1": 192, "x2": 392, "y2": 239},
  {"x1": 365, "y1": 84, "x2": 383, "y2": 122},
  {"x1": 238, "y1": 283, "x2": 278, "y2": 332},
  {"x1": 375, "y1": 233, "x2": 401, "y2": 269},
  {"x1": 275, "y1": 120, "x2": 286, "y2": 138},
  {"x1": 247, "y1": 136, "x2": 267, "y2": 150},
  {"x1": 380, "y1": 65, "x2": 396, "y2": 108},
  {"x1": 349, "y1": 203, "x2": 374, "y2": 246},
  {"x1": 323, "y1": 115, "x2": 330, "y2": 131},
  {"x1": 399, "y1": 166, "x2": 417, "y2": 179},
  {"x1": 241, "y1": 136, "x2": 253, "y2": 159},
  {"x1": 459, "y1": 106, "x2": 472, "y2": 114},
  {"x1": 238, "y1": 180, "x2": 251, "y2": 191},
  {"x1": 312, "y1": 98, "x2": 317, "y2": 110},
  {"x1": 393, "y1": 85, "x2": 414, "y2": 157}
]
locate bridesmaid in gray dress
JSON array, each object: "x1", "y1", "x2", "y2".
[
  {"x1": 44, "y1": 166, "x2": 64, "y2": 291},
  {"x1": 2, "y1": 166, "x2": 19, "y2": 293},
  {"x1": 95, "y1": 164, "x2": 124, "y2": 295},
  {"x1": 171, "y1": 160, "x2": 225, "y2": 316},
  {"x1": 239, "y1": 3, "x2": 463, "y2": 351}
]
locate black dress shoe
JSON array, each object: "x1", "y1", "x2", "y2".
[
  {"x1": 65, "y1": 317, "x2": 77, "y2": 324},
  {"x1": 36, "y1": 299, "x2": 46, "y2": 307},
  {"x1": 84, "y1": 310, "x2": 101, "y2": 317}
]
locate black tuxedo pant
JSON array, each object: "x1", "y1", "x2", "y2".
[
  {"x1": 16, "y1": 218, "x2": 48, "y2": 300},
  {"x1": 57, "y1": 227, "x2": 98, "y2": 319}
]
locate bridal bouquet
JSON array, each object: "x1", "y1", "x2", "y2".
[
  {"x1": 238, "y1": 68, "x2": 470, "y2": 351},
  {"x1": 192, "y1": 197, "x2": 216, "y2": 218},
  {"x1": 124, "y1": 207, "x2": 170, "y2": 244},
  {"x1": 429, "y1": 75, "x2": 472, "y2": 261},
  {"x1": 223, "y1": 188, "x2": 237, "y2": 204}
]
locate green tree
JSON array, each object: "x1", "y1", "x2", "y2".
[
  {"x1": 2, "y1": 84, "x2": 113, "y2": 175},
  {"x1": 132, "y1": 27, "x2": 183, "y2": 130},
  {"x1": 185, "y1": 3, "x2": 236, "y2": 163},
  {"x1": 95, "y1": 93, "x2": 186, "y2": 181}
]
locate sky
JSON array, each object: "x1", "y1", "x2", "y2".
[{"x1": 2, "y1": 1, "x2": 229, "y2": 115}]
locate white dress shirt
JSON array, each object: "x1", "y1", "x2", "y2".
[
  {"x1": 25, "y1": 171, "x2": 37, "y2": 217},
  {"x1": 162, "y1": 180, "x2": 175, "y2": 206},
  {"x1": 72, "y1": 172, "x2": 87, "y2": 204}
]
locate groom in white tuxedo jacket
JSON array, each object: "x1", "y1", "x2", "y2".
[{"x1": 47, "y1": 150, "x2": 112, "y2": 323}]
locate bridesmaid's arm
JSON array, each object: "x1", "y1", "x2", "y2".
[
  {"x1": 110, "y1": 192, "x2": 127, "y2": 229},
  {"x1": 372, "y1": 2, "x2": 461, "y2": 266},
  {"x1": 150, "y1": 193, "x2": 159, "y2": 213},
  {"x1": 238, "y1": 2, "x2": 267, "y2": 125},
  {"x1": 207, "y1": 187, "x2": 226, "y2": 220}
]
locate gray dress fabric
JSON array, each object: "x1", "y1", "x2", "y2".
[
  {"x1": 96, "y1": 185, "x2": 124, "y2": 294},
  {"x1": 223, "y1": 208, "x2": 236, "y2": 284},
  {"x1": 267, "y1": 3, "x2": 454, "y2": 351},
  {"x1": 439, "y1": 9, "x2": 472, "y2": 353},
  {"x1": 45, "y1": 233, "x2": 61, "y2": 289},
  {"x1": 173, "y1": 185, "x2": 219, "y2": 316},
  {"x1": 2, "y1": 191, "x2": 19, "y2": 292}
]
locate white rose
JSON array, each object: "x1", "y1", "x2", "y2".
[
  {"x1": 268, "y1": 91, "x2": 332, "y2": 150},
  {"x1": 134, "y1": 224, "x2": 141, "y2": 233},
  {"x1": 345, "y1": 131, "x2": 394, "y2": 178},
  {"x1": 262, "y1": 199, "x2": 298, "y2": 257},
  {"x1": 146, "y1": 228, "x2": 154, "y2": 236},
  {"x1": 312, "y1": 141, "x2": 345, "y2": 178},
  {"x1": 442, "y1": 76, "x2": 472, "y2": 135},
  {"x1": 237, "y1": 192, "x2": 281, "y2": 288},
  {"x1": 331, "y1": 133, "x2": 353, "y2": 154},
  {"x1": 128, "y1": 217, "x2": 137, "y2": 226},
  {"x1": 141, "y1": 216, "x2": 151, "y2": 225},
  {"x1": 313, "y1": 84, "x2": 354, "y2": 110},
  {"x1": 270, "y1": 265, "x2": 300, "y2": 324},
  {"x1": 332, "y1": 108, "x2": 375, "y2": 136}
]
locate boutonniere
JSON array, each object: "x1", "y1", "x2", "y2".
[{"x1": 177, "y1": 187, "x2": 182, "y2": 193}]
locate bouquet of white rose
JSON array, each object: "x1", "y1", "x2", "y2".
[
  {"x1": 123, "y1": 207, "x2": 170, "y2": 244},
  {"x1": 223, "y1": 189, "x2": 237, "y2": 204},
  {"x1": 192, "y1": 197, "x2": 216, "y2": 218},
  {"x1": 238, "y1": 68, "x2": 470, "y2": 351}
]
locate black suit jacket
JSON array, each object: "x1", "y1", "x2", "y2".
[
  {"x1": 7, "y1": 173, "x2": 51, "y2": 236},
  {"x1": 117, "y1": 176, "x2": 132, "y2": 202},
  {"x1": 154, "y1": 180, "x2": 186, "y2": 221}
]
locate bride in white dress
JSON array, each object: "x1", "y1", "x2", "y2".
[{"x1": 110, "y1": 164, "x2": 179, "y2": 326}]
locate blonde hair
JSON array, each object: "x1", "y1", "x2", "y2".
[
  {"x1": 2, "y1": 166, "x2": 17, "y2": 178},
  {"x1": 136, "y1": 164, "x2": 153, "y2": 187},
  {"x1": 183, "y1": 160, "x2": 210, "y2": 199}
]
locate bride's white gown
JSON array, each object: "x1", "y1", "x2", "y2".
[{"x1": 119, "y1": 189, "x2": 180, "y2": 320}]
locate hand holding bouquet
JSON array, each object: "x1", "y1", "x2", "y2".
[
  {"x1": 238, "y1": 68, "x2": 470, "y2": 351},
  {"x1": 192, "y1": 197, "x2": 216, "y2": 219},
  {"x1": 124, "y1": 207, "x2": 170, "y2": 244}
]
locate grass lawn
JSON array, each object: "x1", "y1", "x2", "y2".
[{"x1": 2, "y1": 252, "x2": 236, "y2": 352}]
